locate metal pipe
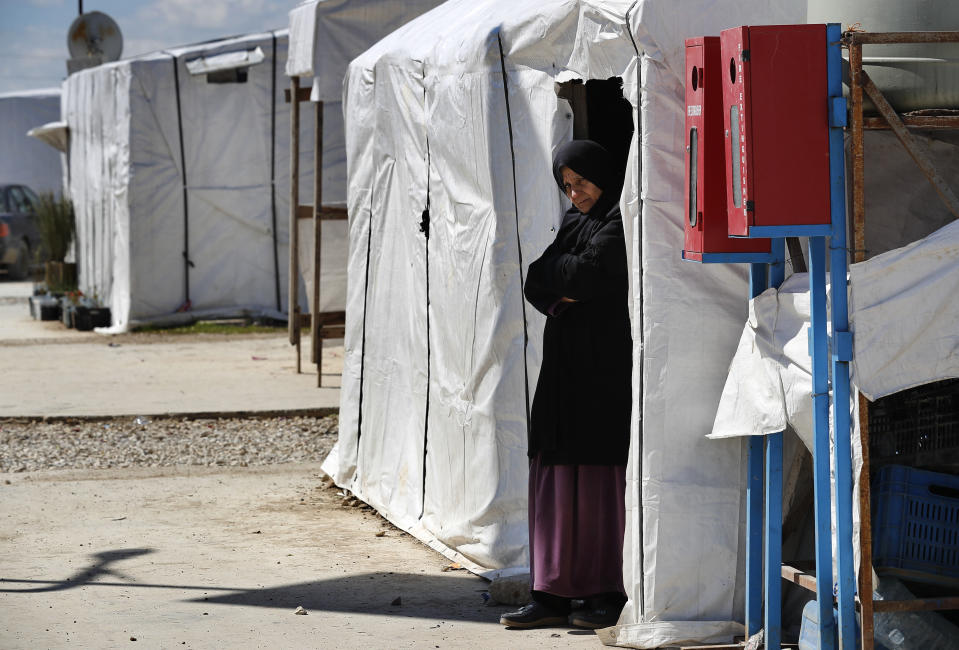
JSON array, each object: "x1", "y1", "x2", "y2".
[
  {"x1": 809, "y1": 235, "x2": 836, "y2": 650},
  {"x1": 746, "y1": 262, "x2": 767, "y2": 638},
  {"x1": 848, "y1": 36, "x2": 875, "y2": 650},
  {"x1": 846, "y1": 31, "x2": 959, "y2": 45},
  {"x1": 827, "y1": 23, "x2": 857, "y2": 650},
  {"x1": 764, "y1": 431, "x2": 783, "y2": 650}
]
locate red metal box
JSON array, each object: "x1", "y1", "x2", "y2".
[
  {"x1": 683, "y1": 36, "x2": 772, "y2": 262},
  {"x1": 721, "y1": 24, "x2": 831, "y2": 237}
]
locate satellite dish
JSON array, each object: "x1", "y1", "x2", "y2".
[{"x1": 67, "y1": 11, "x2": 123, "y2": 62}]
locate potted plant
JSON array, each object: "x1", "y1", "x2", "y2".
[{"x1": 34, "y1": 192, "x2": 76, "y2": 292}]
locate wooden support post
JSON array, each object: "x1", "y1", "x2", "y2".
[
  {"x1": 313, "y1": 101, "x2": 324, "y2": 387},
  {"x1": 289, "y1": 77, "x2": 301, "y2": 374},
  {"x1": 859, "y1": 69, "x2": 959, "y2": 220},
  {"x1": 849, "y1": 42, "x2": 874, "y2": 650}
]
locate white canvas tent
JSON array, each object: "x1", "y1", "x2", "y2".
[
  {"x1": 0, "y1": 88, "x2": 62, "y2": 195},
  {"x1": 328, "y1": 1, "x2": 803, "y2": 647},
  {"x1": 63, "y1": 31, "x2": 314, "y2": 331},
  {"x1": 284, "y1": 0, "x2": 446, "y2": 333}
]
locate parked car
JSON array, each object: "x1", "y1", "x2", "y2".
[{"x1": 0, "y1": 184, "x2": 41, "y2": 280}]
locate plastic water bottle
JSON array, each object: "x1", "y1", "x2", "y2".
[{"x1": 873, "y1": 576, "x2": 959, "y2": 649}]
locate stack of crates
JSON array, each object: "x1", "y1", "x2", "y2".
[{"x1": 871, "y1": 379, "x2": 959, "y2": 586}]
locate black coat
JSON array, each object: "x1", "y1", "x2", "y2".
[{"x1": 524, "y1": 196, "x2": 632, "y2": 465}]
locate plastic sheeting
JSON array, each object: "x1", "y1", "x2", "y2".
[
  {"x1": 851, "y1": 219, "x2": 959, "y2": 400},
  {"x1": 333, "y1": 1, "x2": 801, "y2": 647},
  {"x1": 0, "y1": 89, "x2": 62, "y2": 195},
  {"x1": 713, "y1": 217, "x2": 959, "y2": 446},
  {"x1": 286, "y1": 0, "x2": 444, "y2": 329},
  {"x1": 286, "y1": 0, "x2": 446, "y2": 101},
  {"x1": 62, "y1": 31, "x2": 331, "y2": 331}
]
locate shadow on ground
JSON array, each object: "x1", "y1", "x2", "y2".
[
  {"x1": 190, "y1": 572, "x2": 498, "y2": 622},
  {"x1": 0, "y1": 547, "x2": 502, "y2": 623}
]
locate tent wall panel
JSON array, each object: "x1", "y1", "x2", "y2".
[
  {"x1": 0, "y1": 89, "x2": 62, "y2": 196},
  {"x1": 353, "y1": 59, "x2": 430, "y2": 523}
]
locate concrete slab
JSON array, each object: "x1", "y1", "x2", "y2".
[
  {"x1": 0, "y1": 279, "x2": 341, "y2": 418},
  {"x1": 0, "y1": 464, "x2": 596, "y2": 649},
  {"x1": 0, "y1": 337, "x2": 341, "y2": 418}
]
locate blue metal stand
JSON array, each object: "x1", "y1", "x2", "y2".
[
  {"x1": 745, "y1": 264, "x2": 768, "y2": 638},
  {"x1": 707, "y1": 24, "x2": 858, "y2": 649},
  {"x1": 809, "y1": 235, "x2": 836, "y2": 650},
  {"x1": 826, "y1": 22, "x2": 857, "y2": 649},
  {"x1": 765, "y1": 431, "x2": 783, "y2": 650},
  {"x1": 764, "y1": 240, "x2": 786, "y2": 650}
]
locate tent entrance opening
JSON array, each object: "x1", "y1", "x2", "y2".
[{"x1": 555, "y1": 76, "x2": 634, "y2": 172}]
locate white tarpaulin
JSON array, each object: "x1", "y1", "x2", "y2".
[
  {"x1": 851, "y1": 217, "x2": 959, "y2": 401},
  {"x1": 713, "y1": 218, "x2": 959, "y2": 446},
  {"x1": 0, "y1": 88, "x2": 62, "y2": 195},
  {"x1": 286, "y1": 0, "x2": 444, "y2": 328},
  {"x1": 333, "y1": 1, "x2": 800, "y2": 647},
  {"x1": 63, "y1": 31, "x2": 326, "y2": 331},
  {"x1": 286, "y1": 0, "x2": 446, "y2": 102}
]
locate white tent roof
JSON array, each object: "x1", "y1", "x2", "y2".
[
  {"x1": 0, "y1": 88, "x2": 62, "y2": 195},
  {"x1": 331, "y1": 1, "x2": 801, "y2": 647},
  {"x1": 286, "y1": 0, "x2": 446, "y2": 100}
]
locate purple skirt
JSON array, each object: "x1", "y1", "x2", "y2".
[{"x1": 528, "y1": 454, "x2": 627, "y2": 598}]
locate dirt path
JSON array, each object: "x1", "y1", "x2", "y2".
[{"x1": 0, "y1": 464, "x2": 598, "y2": 649}]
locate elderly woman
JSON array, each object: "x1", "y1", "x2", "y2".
[{"x1": 501, "y1": 139, "x2": 632, "y2": 630}]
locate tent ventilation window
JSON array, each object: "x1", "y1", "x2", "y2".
[
  {"x1": 185, "y1": 46, "x2": 265, "y2": 84},
  {"x1": 554, "y1": 77, "x2": 634, "y2": 179},
  {"x1": 206, "y1": 68, "x2": 248, "y2": 84}
]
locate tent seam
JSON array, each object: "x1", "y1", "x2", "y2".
[{"x1": 496, "y1": 30, "x2": 532, "y2": 436}]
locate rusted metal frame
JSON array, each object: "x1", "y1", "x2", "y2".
[
  {"x1": 846, "y1": 31, "x2": 959, "y2": 46},
  {"x1": 846, "y1": 40, "x2": 875, "y2": 650},
  {"x1": 859, "y1": 70, "x2": 959, "y2": 220},
  {"x1": 312, "y1": 100, "x2": 324, "y2": 386},
  {"x1": 863, "y1": 115, "x2": 959, "y2": 130},
  {"x1": 872, "y1": 597, "x2": 959, "y2": 613},
  {"x1": 289, "y1": 77, "x2": 301, "y2": 373},
  {"x1": 848, "y1": 42, "x2": 880, "y2": 650}
]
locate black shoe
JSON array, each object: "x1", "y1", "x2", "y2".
[
  {"x1": 500, "y1": 601, "x2": 568, "y2": 628},
  {"x1": 569, "y1": 606, "x2": 620, "y2": 630}
]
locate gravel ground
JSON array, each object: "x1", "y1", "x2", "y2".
[{"x1": 0, "y1": 414, "x2": 338, "y2": 473}]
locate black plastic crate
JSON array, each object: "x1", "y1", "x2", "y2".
[
  {"x1": 870, "y1": 379, "x2": 959, "y2": 471},
  {"x1": 74, "y1": 306, "x2": 110, "y2": 331}
]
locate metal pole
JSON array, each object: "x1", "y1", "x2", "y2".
[
  {"x1": 826, "y1": 22, "x2": 857, "y2": 650},
  {"x1": 764, "y1": 238, "x2": 786, "y2": 650},
  {"x1": 809, "y1": 235, "x2": 835, "y2": 650},
  {"x1": 745, "y1": 263, "x2": 768, "y2": 638},
  {"x1": 848, "y1": 38, "x2": 875, "y2": 650},
  {"x1": 765, "y1": 431, "x2": 783, "y2": 650}
]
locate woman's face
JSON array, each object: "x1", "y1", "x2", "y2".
[{"x1": 561, "y1": 166, "x2": 603, "y2": 214}]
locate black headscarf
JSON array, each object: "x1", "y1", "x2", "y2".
[{"x1": 551, "y1": 139, "x2": 623, "y2": 216}]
